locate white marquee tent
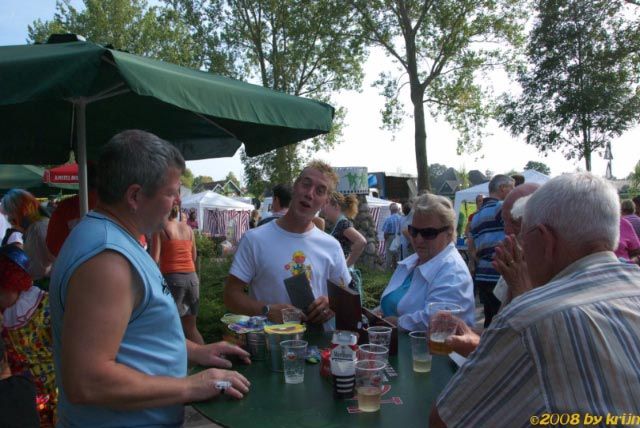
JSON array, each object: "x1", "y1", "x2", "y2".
[
  {"x1": 181, "y1": 191, "x2": 254, "y2": 231},
  {"x1": 453, "y1": 169, "x2": 551, "y2": 216}
]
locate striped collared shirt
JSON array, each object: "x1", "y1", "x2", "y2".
[{"x1": 436, "y1": 251, "x2": 640, "y2": 427}]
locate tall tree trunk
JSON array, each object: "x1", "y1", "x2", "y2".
[
  {"x1": 582, "y1": 126, "x2": 591, "y2": 171},
  {"x1": 411, "y1": 84, "x2": 430, "y2": 192}
]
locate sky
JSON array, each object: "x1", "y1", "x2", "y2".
[{"x1": 3, "y1": 0, "x2": 640, "y2": 184}]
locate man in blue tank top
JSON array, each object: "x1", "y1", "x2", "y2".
[{"x1": 49, "y1": 130, "x2": 250, "y2": 427}]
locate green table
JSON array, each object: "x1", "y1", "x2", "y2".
[{"x1": 191, "y1": 333, "x2": 457, "y2": 428}]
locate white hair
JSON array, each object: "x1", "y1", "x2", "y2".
[
  {"x1": 510, "y1": 195, "x2": 532, "y2": 220},
  {"x1": 523, "y1": 173, "x2": 620, "y2": 250}
]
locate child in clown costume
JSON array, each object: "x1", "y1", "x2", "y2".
[{"x1": 0, "y1": 245, "x2": 56, "y2": 427}]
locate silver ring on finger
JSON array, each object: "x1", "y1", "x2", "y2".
[{"x1": 214, "y1": 380, "x2": 231, "y2": 394}]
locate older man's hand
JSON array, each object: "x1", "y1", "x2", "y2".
[
  {"x1": 442, "y1": 316, "x2": 480, "y2": 358},
  {"x1": 493, "y1": 234, "x2": 532, "y2": 302}
]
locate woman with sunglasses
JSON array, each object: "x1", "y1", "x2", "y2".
[{"x1": 378, "y1": 194, "x2": 475, "y2": 331}]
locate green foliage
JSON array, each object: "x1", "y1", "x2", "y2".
[
  {"x1": 353, "y1": 0, "x2": 527, "y2": 192},
  {"x1": 192, "y1": 175, "x2": 213, "y2": 191},
  {"x1": 498, "y1": 0, "x2": 640, "y2": 171},
  {"x1": 524, "y1": 160, "x2": 551, "y2": 176},
  {"x1": 224, "y1": 171, "x2": 242, "y2": 189},
  {"x1": 359, "y1": 266, "x2": 394, "y2": 310},
  {"x1": 167, "y1": 0, "x2": 366, "y2": 189},
  {"x1": 628, "y1": 160, "x2": 640, "y2": 196},
  {"x1": 28, "y1": 0, "x2": 204, "y2": 68},
  {"x1": 194, "y1": 231, "x2": 216, "y2": 258},
  {"x1": 197, "y1": 257, "x2": 233, "y2": 341},
  {"x1": 181, "y1": 168, "x2": 194, "y2": 189}
]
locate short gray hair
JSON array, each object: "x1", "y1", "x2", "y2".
[
  {"x1": 523, "y1": 173, "x2": 619, "y2": 250},
  {"x1": 489, "y1": 174, "x2": 515, "y2": 194},
  {"x1": 413, "y1": 193, "x2": 457, "y2": 242},
  {"x1": 97, "y1": 130, "x2": 185, "y2": 204}
]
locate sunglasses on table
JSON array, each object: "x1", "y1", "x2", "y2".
[{"x1": 407, "y1": 225, "x2": 451, "y2": 240}]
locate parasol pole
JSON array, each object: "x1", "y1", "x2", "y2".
[{"x1": 76, "y1": 99, "x2": 89, "y2": 216}]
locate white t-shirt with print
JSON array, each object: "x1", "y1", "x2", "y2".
[{"x1": 230, "y1": 220, "x2": 351, "y2": 309}]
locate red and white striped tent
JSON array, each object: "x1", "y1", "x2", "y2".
[
  {"x1": 181, "y1": 191, "x2": 254, "y2": 243},
  {"x1": 365, "y1": 195, "x2": 394, "y2": 257}
]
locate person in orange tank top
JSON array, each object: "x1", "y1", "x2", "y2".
[{"x1": 152, "y1": 204, "x2": 203, "y2": 344}]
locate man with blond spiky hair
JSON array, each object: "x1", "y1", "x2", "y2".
[{"x1": 225, "y1": 160, "x2": 351, "y2": 329}]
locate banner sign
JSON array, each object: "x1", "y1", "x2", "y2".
[{"x1": 334, "y1": 167, "x2": 369, "y2": 195}]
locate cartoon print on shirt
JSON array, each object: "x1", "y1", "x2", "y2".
[{"x1": 284, "y1": 250, "x2": 312, "y2": 280}]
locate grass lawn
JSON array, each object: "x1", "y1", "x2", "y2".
[{"x1": 196, "y1": 255, "x2": 394, "y2": 342}]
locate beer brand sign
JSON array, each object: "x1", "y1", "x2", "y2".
[{"x1": 334, "y1": 167, "x2": 368, "y2": 195}]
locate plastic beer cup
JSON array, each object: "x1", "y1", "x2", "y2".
[
  {"x1": 355, "y1": 359, "x2": 386, "y2": 412},
  {"x1": 428, "y1": 302, "x2": 462, "y2": 355}
]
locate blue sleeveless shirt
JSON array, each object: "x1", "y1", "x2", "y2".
[{"x1": 50, "y1": 212, "x2": 187, "y2": 427}]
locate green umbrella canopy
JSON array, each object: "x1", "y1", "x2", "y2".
[
  {"x1": 0, "y1": 37, "x2": 335, "y2": 164},
  {"x1": 0, "y1": 165, "x2": 46, "y2": 189},
  {"x1": 0, "y1": 164, "x2": 77, "y2": 197}
]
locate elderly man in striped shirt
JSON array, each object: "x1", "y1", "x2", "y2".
[{"x1": 430, "y1": 172, "x2": 640, "y2": 427}]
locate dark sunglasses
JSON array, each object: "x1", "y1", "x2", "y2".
[{"x1": 408, "y1": 225, "x2": 450, "y2": 240}]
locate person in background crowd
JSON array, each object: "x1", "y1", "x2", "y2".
[
  {"x1": 322, "y1": 192, "x2": 367, "y2": 268},
  {"x1": 1, "y1": 189, "x2": 54, "y2": 284},
  {"x1": 187, "y1": 208, "x2": 198, "y2": 229},
  {"x1": 49, "y1": 130, "x2": 250, "y2": 427},
  {"x1": 0, "y1": 324, "x2": 39, "y2": 428},
  {"x1": 633, "y1": 195, "x2": 640, "y2": 215},
  {"x1": 377, "y1": 194, "x2": 474, "y2": 331},
  {"x1": 152, "y1": 203, "x2": 203, "y2": 344},
  {"x1": 621, "y1": 199, "x2": 640, "y2": 239},
  {"x1": 511, "y1": 174, "x2": 525, "y2": 186},
  {"x1": 0, "y1": 202, "x2": 19, "y2": 247},
  {"x1": 491, "y1": 183, "x2": 540, "y2": 307},
  {"x1": 399, "y1": 201, "x2": 414, "y2": 261},
  {"x1": 463, "y1": 194, "x2": 484, "y2": 269},
  {"x1": 0, "y1": 246, "x2": 56, "y2": 427},
  {"x1": 46, "y1": 162, "x2": 99, "y2": 257},
  {"x1": 258, "y1": 184, "x2": 292, "y2": 226},
  {"x1": 224, "y1": 160, "x2": 351, "y2": 327},
  {"x1": 249, "y1": 209, "x2": 261, "y2": 229},
  {"x1": 615, "y1": 216, "x2": 640, "y2": 263},
  {"x1": 469, "y1": 175, "x2": 515, "y2": 327},
  {"x1": 382, "y1": 203, "x2": 402, "y2": 270},
  {"x1": 431, "y1": 172, "x2": 640, "y2": 427}
]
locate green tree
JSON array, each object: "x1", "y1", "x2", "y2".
[
  {"x1": 224, "y1": 171, "x2": 241, "y2": 189},
  {"x1": 498, "y1": 0, "x2": 640, "y2": 172},
  {"x1": 524, "y1": 160, "x2": 551, "y2": 176},
  {"x1": 628, "y1": 160, "x2": 640, "y2": 196},
  {"x1": 181, "y1": 168, "x2": 194, "y2": 189},
  {"x1": 352, "y1": 0, "x2": 526, "y2": 192},
  {"x1": 169, "y1": 0, "x2": 366, "y2": 186},
  {"x1": 192, "y1": 175, "x2": 213, "y2": 191},
  {"x1": 28, "y1": 0, "x2": 204, "y2": 68}
]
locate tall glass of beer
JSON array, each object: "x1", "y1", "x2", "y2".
[{"x1": 428, "y1": 302, "x2": 462, "y2": 355}]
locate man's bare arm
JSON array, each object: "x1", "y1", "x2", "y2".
[
  {"x1": 61, "y1": 251, "x2": 247, "y2": 409},
  {"x1": 223, "y1": 274, "x2": 296, "y2": 323}
]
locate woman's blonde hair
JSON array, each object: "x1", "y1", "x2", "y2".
[
  {"x1": 413, "y1": 193, "x2": 456, "y2": 242},
  {"x1": 328, "y1": 192, "x2": 359, "y2": 219}
]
